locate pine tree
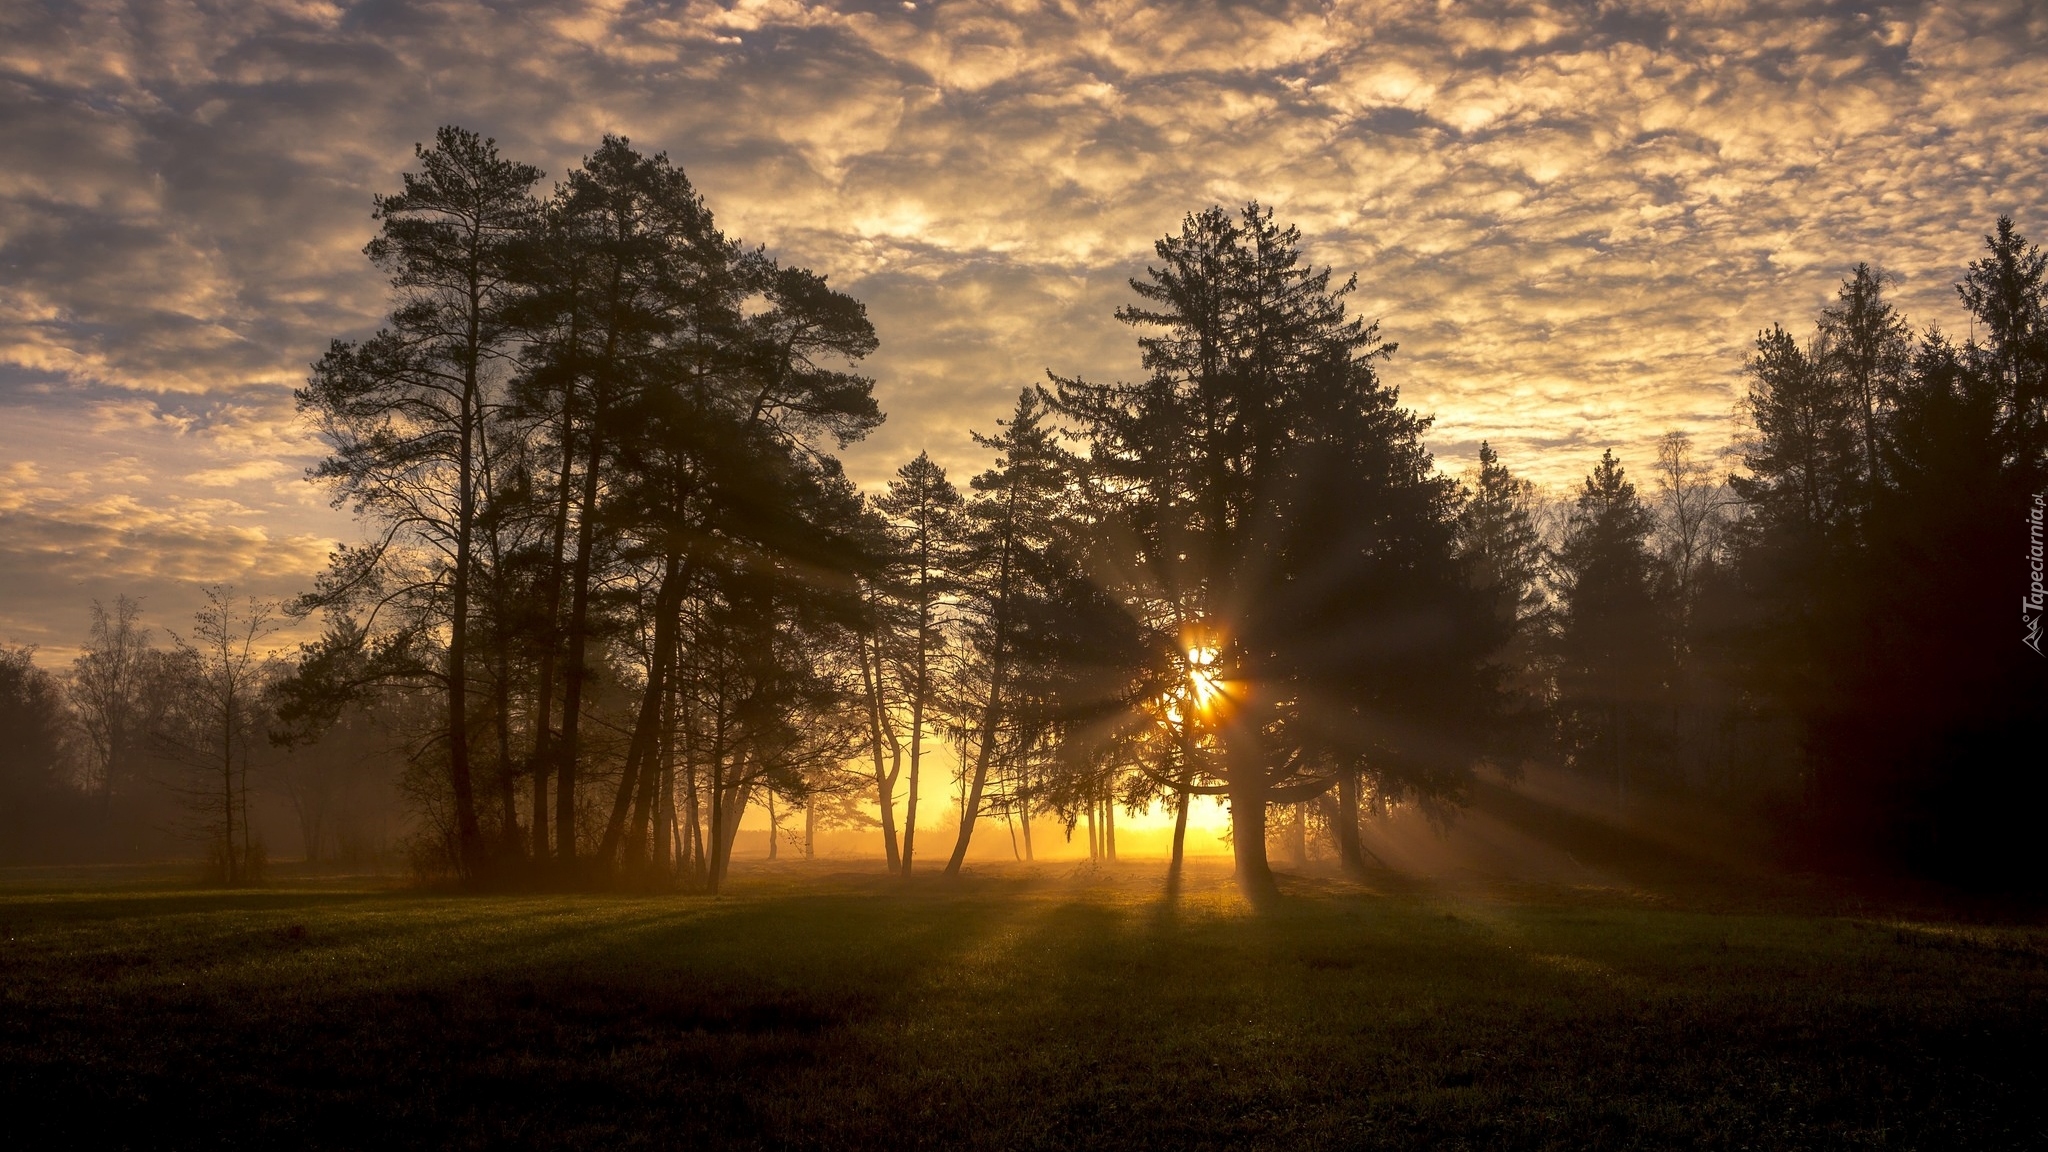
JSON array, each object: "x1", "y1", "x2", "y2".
[
  {"x1": 298, "y1": 127, "x2": 542, "y2": 876},
  {"x1": 1457, "y1": 442, "x2": 1550, "y2": 770},
  {"x1": 1817, "y1": 264, "x2": 1911, "y2": 505},
  {"x1": 942, "y1": 388, "x2": 1066, "y2": 875},
  {"x1": 1055, "y1": 203, "x2": 1498, "y2": 901},
  {"x1": 871, "y1": 452, "x2": 963, "y2": 874},
  {"x1": 1551, "y1": 450, "x2": 1667, "y2": 802}
]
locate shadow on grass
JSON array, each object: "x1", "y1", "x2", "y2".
[{"x1": 3, "y1": 868, "x2": 2045, "y2": 1150}]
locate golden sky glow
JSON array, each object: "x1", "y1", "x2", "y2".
[{"x1": 2, "y1": 0, "x2": 2044, "y2": 656}]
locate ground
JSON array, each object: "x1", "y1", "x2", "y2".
[{"x1": 1, "y1": 859, "x2": 2043, "y2": 1150}]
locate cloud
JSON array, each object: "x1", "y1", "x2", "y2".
[{"x1": 2, "y1": 0, "x2": 2045, "y2": 655}]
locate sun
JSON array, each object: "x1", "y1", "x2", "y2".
[{"x1": 1185, "y1": 643, "x2": 1222, "y2": 715}]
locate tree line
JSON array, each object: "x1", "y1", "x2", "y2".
[
  {"x1": 3, "y1": 125, "x2": 2041, "y2": 895},
  {"x1": 0, "y1": 589, "x2": 386, "y2": 879}
]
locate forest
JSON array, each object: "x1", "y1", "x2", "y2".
[{"x1": 3, "y1": 126, "x2": 2044, "y2": 900}]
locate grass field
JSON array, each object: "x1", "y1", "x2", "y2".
[{"x1": 2, "y1": 861, "x2": 2043, "y2": 1150}]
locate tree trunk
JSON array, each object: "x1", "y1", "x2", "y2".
[
  {"x1": 531, "y1": 761, "x2": 550, "y2": 860},
  {"x1": 863, "y1": 660, "x2": 901, "y2": 870},
  {"x1": 1288, "y1": 801, "x2": 1308, "y2": 868},
  {"x1": 712, "y1": 779, "x2": 749, "y2": 890},
  {"x1": 222, "y1": 692, "x2": 238, "y2": 885},
  {"x1": 555, "y1": 418, "x2": 601, "y2": 863},
  {"x1": 1226, "y1": 723, "x2": 1277, "y2": 905},
  {"x1": 487, "y1": 562, "x2": 519, "y2": 857},
  {"x1": 1167, "y1": 786, "x2": 1190, "y2": 888},
  {"x1": 1334, "y1": 768, "x2": 1367, "y2": 876},
  {"x1": 653, "y1": 759, "x2": 673, "y2": 875},
  {"x1": 943, "y1": 634, "x2": 1010, "y2": 875},
  {"x1": 236, "y1": 734, "x2": 252, "y2": 885},
  {"x1": 529, "y1": 384, "x2": 577, "y2": 863},
  {"x1": 624, "y1": 723, "x2": 664, "y2": 869},
  {"x1": 619, "y1": 572, "x2": 682, "y2": 872},
  {"x1": 902, "y1": 524, "x2": 938, "y2": 875},
  {"x1": 903, "y1": 690, "x2": 924, "y2": 875},
  {"x1": 682, "y1": 750, "x2": 704, "y2": 884},
  {"x1": 875, "y1": 761, "x2": 901, "y2": 872},
  {"x1": 557, "y1": 300, "x2": 621, "y2": 865},
  {"x1": 447, "y1": 377, "x2": 482, "y2": 875},
  {"x1": 597, "y1": 561, "x2": 683, "y2": 869},
  {"x1": 1019, "y1": 788, "x2": 1034, "y2": 862},
  {"x1": 706, "y1": 755, "x2": 726, "y2": 895},
  {"x1": 652, "y1": 655, "x2": 677, "y2": 874},
  {"x1": 857, "y1": 595, "x2": 902, "y2": 871}
]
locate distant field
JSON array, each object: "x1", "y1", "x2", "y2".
[{"x1": 1, "y1": 862, "x2": 2043, "y2": 1150}]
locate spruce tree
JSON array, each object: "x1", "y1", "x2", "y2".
[{"x1": 1551, "y1": 450, "x2": 1667, "y2": 801}]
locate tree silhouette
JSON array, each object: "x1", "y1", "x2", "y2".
[
  {"x1": 1551, "y1": 450, "x2": 1667, "y2": 802},
  {"x1": 1456, "y1": 442, "x2": 1551, "y2": 784},
  {"x1": 160, "y1": 588, "x2": 278, "y2": 885},
  {"x1": 298, "y1": 127, "x2": 542, "y2": 875},
  {"x1": 1055, "y1": 203, "x2": 1499, "y2": 901},
  {"x1": 68, "y1": 596, "x2": 152, "y2": 813},
  {"x1": 870, "y1": 452, "x2": 963, "y2": 875},
  {"x1": 942, "y1": 388, "x2": 1067, "y2": 875},
  {"x1": 1724, "y1": 219, "x2": 2048, "y2": 885}
]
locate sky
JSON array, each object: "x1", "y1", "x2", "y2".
[{"x1": 2, "y1": 0, "x2": 2044, "y2": 661}]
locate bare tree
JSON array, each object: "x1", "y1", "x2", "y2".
[
  {"x1": 1653, "y1": 430, "x2": 1732, "y2": 641},
  {"x1": 162, "y1": 588, "x2": 278, "y2": 885},
  {"x1": 69, "y1": 596, "x2": 150, "y2": 812}
]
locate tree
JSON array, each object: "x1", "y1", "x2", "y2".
[
  {"x1": 1723, "y1": 324, "x2": 1864, "y2": 754},
  {"x1": 0, "y1": 646, "x2": 78, "y2": 862},
  {"x1": 1956, "y1": 215, "x2": 2048, "y2": 453},
  {"x1": 69, "y1": 596, "x2": 150, "y2": 812},
  {"x1": 870, "y1": 452, "x2": 963, "y2": 875},
  {"x1": 298, "y1": 126, "x2": 543, "y2": 876},
  {"x1": 290, "y1": 128, "x2": 888, "y2": 888},
  {"x1": 676, "y1": 510, "x2": 867, "y2": 892},
  {"x1": 1817, "y1": 263, "x2": 1911, "y2": 505},
  {"x1": 161, "y1": 588, "x2": 278, "y2": 885},
  {"x1": 1456, "y1": 442, "x2": 1551, "y2": 782},
  {"x1": 942, "y1": 388, "x2": 1066, "y2": 875},
  {"x1": 1650, "y1": 430, "x2": 1736, "y2": 791},
  {"x1": 851, "y1": 502, "x2": 914, "y2": 872},
  {"x1": 526, "y1": 136, "x2": 722, "y2": 868},
  {"x1": 591, "y1": 248, "x2": 881, "y2": 876},
  {"x1": 1715, "y1": 223, "x2": 2047, "y2": 888},
  {"x1": 1733, "y1": 326, "x2": 1862, "y2": 540},
  {"x1": 1651, "y1": 431, "x2": 1728, "y2": 637},
  {"x1": 1550, "y1": 450, "x2": 1667, "y2": 802},
  {"x1": 1791, "y1": 221, "x2": 2048, "y2": 884},
  {"x1": 1054, "y1": 204, "x2": 1500, "y2": 902}
]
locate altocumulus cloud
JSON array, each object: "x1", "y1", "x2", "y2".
[{"x1": 2, "y1": 0, "x2": 2043, "y2": 656}]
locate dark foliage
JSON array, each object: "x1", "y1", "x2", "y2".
[{"x1": 1728, "y1": 219, "x2": 2048, "y2": 890}]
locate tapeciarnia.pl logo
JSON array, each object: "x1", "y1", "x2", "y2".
[{"x1": 2027, "y1": 491, "x2": 2045, "y2": 656}]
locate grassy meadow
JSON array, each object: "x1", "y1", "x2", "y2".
[{"x1": 1, "y1": 860, "x2": 2043, "y2": 1150}]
